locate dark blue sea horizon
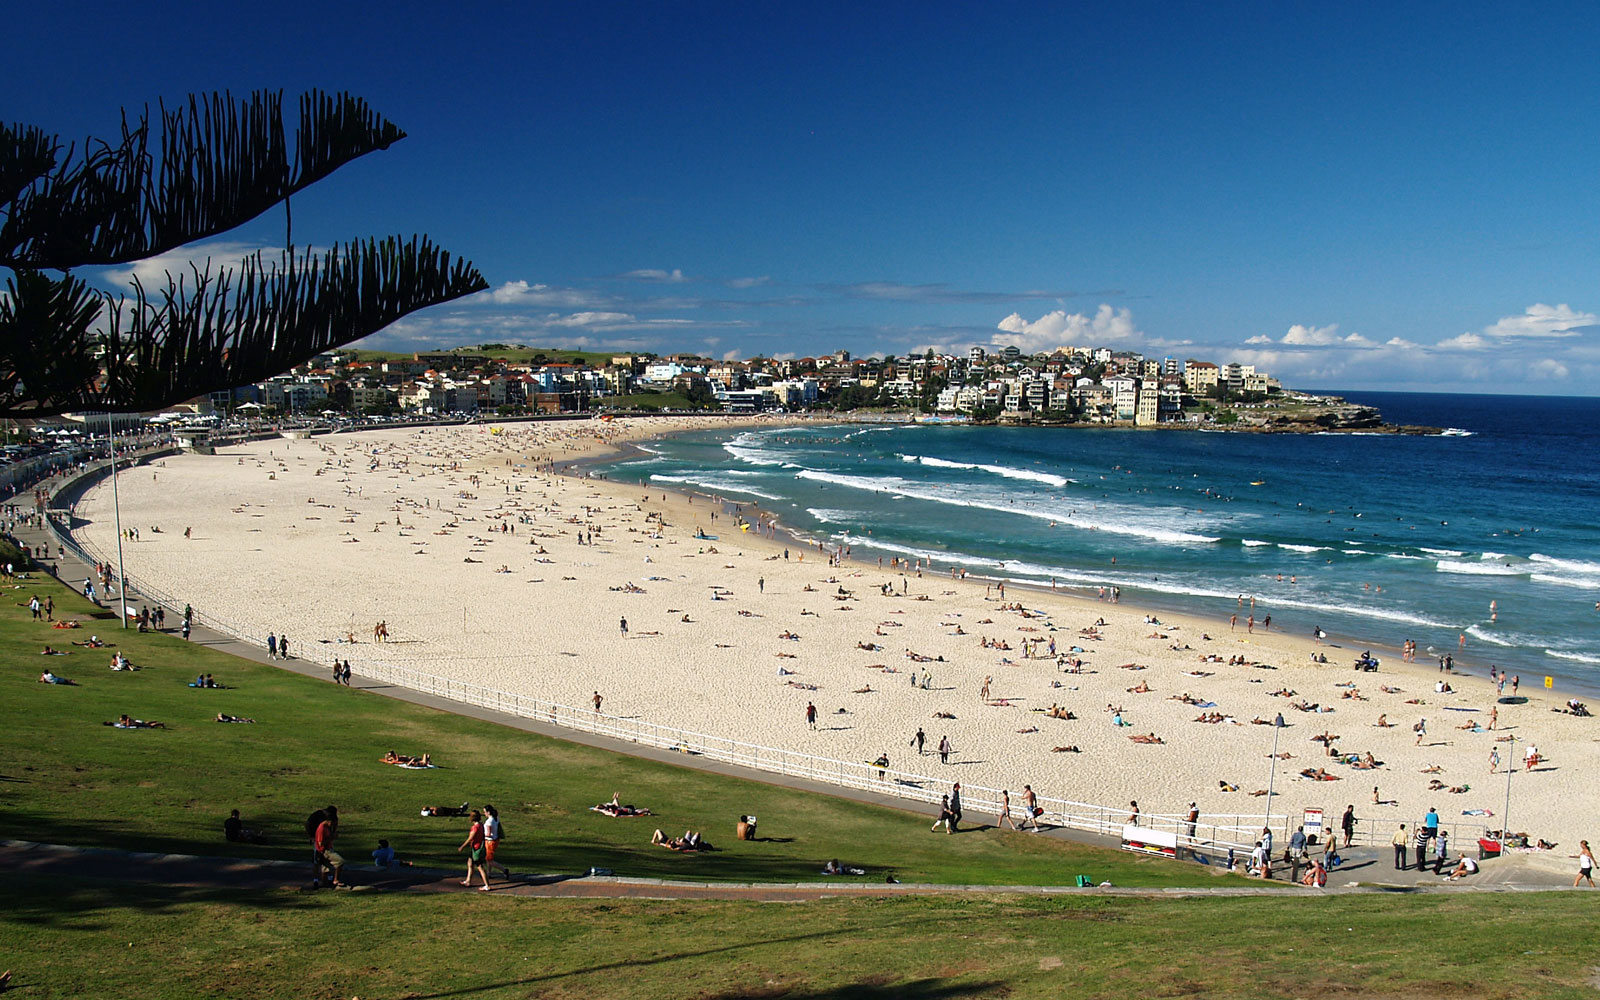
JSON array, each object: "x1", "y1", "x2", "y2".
[{"x1": 619, "y1": 391, "x2": 1600, "y2": 691}]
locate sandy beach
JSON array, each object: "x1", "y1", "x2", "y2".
[{"x1": 69, "y1": 416, "x2": 1594, "y2": 856}]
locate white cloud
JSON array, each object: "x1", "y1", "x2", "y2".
[
  {"x1": 1280, "y1": 323, "x2": 1344, "y2": 346},
  {"x1": 548, "y1": 311, "x2": 637, "y2": 328},
  {"x1": 1483, "y1": 303, "x2": 1596, "y2": 339},
  {"x1": 995, "y1": 304, "x2": 1143, "y2": 352},
  {"x1": 727, "y1": 276, "x2": 769, "y2": 289},
  {"x1": 97, "y1": 240, "x2": 278, "y2": 290},
  {"x1": 721, "y1": 349, "x2": 743, "y2": 361},
  {"x1": 623, "y1": 268, "x2": 688, "y2": 283},
  {"x1": 1435, "y1": 332, "x2": 1490, "y2": 351},
  {"x1": 1528, "y1": 358, "x2": 1570, "y2": 379},
  {"x1": 1244, "y1": 334, "x2": 1275, "y2": 344}
]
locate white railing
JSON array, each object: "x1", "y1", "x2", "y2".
[{"x1": 49, "y1": 460, "x2": 1490, "y2": 861}]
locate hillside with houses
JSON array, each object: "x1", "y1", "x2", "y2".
[{"x1": 201, "y1": 342, "x2": 1425, "y2": 433}]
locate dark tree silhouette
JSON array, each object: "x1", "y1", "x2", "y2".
[{"x1": 0, "y1": 90, "x2": 488, "y2": 418}]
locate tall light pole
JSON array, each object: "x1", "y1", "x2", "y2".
[
  {"x1": 1501, "y1": 732, "x2": 1516, "y2": 840},
  {"x1": 107, "y1": 414, "x2": 128, "y2": 628},
  {"x1": 1264, "y1": 712, "x2": 1286, "y2": 836}
]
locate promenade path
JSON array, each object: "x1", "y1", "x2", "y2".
[{"x1": 3, "y1": 464, "x2": 1577, "y2": 896}]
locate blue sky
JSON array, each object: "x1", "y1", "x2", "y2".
[{"x1": 8, "y1": 2, "x2": 1599, "y2": 393}]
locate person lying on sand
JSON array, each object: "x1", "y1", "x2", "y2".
[
  {"x1": 1129, "y1": 733, "x2": 1164, "y2": 744},
  {"x1": 1051, "y1": 745, "x2": 1081, "y2": 753}
]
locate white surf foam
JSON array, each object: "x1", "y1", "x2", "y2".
[
  {"x1": 1466, "y1": 625, "x2": 1514, "y2": 647},
  {"x1": 899, "y1": 454, "x2": 1071, "y2": 488},
  {"x1": 794, "y1": 469, "x2": 1219, "y2": 545},
  {"x1": 1278, "y1": 543, "x2": 1328, "y2": 554},
  {"x1": 649, "y1": 473, "x2": 782, "y2": 500},
  {"x1": 1528, "y1": 553, "x2": 1600, "y2": 577},
  {"x1": 1436, "y1": 560, "x2": 1524, "y2": 576},
  {"x1": 1241, "y1": 539, "x2": 1271, "y2": 547},
  {"x1": 1547, "y1": 649, "x2": 1600, "y2": 665},
  {"x1": 1420, "y1": 547, "x2": 1466, "y2": 558}
]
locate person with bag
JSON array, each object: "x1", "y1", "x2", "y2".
[{"x1": 458, "y1": 810, "x2": 492, "y2": 891}]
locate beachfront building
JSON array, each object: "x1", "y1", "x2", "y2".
[{"x1": 1183, "y1": 361, "x2": 1219, "y2": 395}]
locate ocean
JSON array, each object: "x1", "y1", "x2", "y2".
[{"x1": 613, "y1": 392, "x2": 1600, "y2": 689}]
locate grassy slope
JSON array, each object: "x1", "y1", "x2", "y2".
[
  {"x1": 5, "y1": 875, "x2": 1599, "y2": 1000},
  {"x1": 0, "y1": 572, "x2": 1232, "y2": 888}
]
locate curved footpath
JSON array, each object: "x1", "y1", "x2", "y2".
[
  {"x1": 0, "y1": 839, "x2": 1573, "y2": 898},
  {"x1": 5, "y1": 461, "x2": 1578, "y2": 896}
]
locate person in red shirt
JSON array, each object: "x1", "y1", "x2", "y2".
[
  {"x1": 458, "y1": 809, "x2": 491, "y2": 890},
  {"x1": 309, "y1": 805, "x2": 345, "y2": 888}
]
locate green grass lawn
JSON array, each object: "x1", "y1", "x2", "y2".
[
  {"x1": 4, "y1": 873, "x2": 1599, "y2": 1000},
  {"x1": 0, "y1": 572, "x2": 1237, "y2": 888}
]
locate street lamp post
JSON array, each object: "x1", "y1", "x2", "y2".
[
  {"x1": 107, "y1": 414, "x2": 128, "y2": 628},
  {"x1": 1265, "y1": 713, "x2": 1286, "y2": 836},
  {"x1": 1501, "y1": 732, "x2": 1516, "y2": 840}
]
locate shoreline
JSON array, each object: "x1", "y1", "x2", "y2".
[
  {"x1": 599, "y1": 420, "x2": 1596, "y2": 703},
  {"x1": 66, "y1": 417, "x2": 1593, "y2": 853}
]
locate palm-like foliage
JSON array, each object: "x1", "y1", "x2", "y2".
[{"x1": 0, "y1": 91, "x2": 487, "y2": 418}]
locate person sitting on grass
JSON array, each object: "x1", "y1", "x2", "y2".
[
  {"x1": 420, "y1": 802, "x2": 471, "y2": 817},
  {"x1": 223, "y1": 808, "x2": 264, "y2": 843},
  {"x1": 372, "y1": 838, "x2": 414, "y2": 870}
]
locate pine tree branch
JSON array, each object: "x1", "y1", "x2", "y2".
[
  {"x1": 0, "y1": 237, "x2": 487, "y2": 418},
  {"x1": 1, "y1": 91, "x2": 406, "y2": 269}
]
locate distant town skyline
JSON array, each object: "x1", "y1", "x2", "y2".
[{"x1": 11, "y1": 3, "x2": 1598, "y2": 395}]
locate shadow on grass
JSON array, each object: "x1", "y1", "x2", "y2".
[
  {"x1": 1, "y1": 873, "x2": 322, "y2": 930},
  {"x1": 701, "y1": 979, "x2": 1004, "y2": 1000},
  {"x1": 404, "y1": 913, "x2": 999, "y2": 1000}
]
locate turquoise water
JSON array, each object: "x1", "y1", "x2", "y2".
[{"x1": 615, "y1": 392, "x2": 1600, "y2": 686}]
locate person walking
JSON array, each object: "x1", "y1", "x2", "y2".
[
  {"x1": 998, "y1": 789, "x2": 1018, "y2": 830},
  {"x1": 341, "y1": 661, "x2": 352, "y2": 686},
  {"x1": 911, "y1": 727, "x2": 926, "y2": 755},
  {"x1": 949, "y1": 782, "x2": 962, "y2": 830},
  {"x1": 592, "y1": 691, "x2": 603, "y2": 714},
  {"x1": 1433, "y1": 829, "x2": 1449, "y2": 875},
  {"x1": 1341, "y1": 804, "x2": 1356, "y2": 847},
  {"x1": 1414, "y1": 717, "x2": 1427, "y2": 746},
  {"x1": 805, "y1": 701, "x2": 817, "y2": 730},
  {"x1": 937, "y1": 735, "x2": 952, "y2": 765},
  {"x1": 1127, "y1": 800, "x2": 1140, "y2": 827},
  {"x1": 1489, "y1": 747, "x2": 1500, "y2": 774},
  {"x1": 309, "y1": 805, "x2": 345, "y2": 889},
  {"x1": 1413, "y1": 823, "x2": 1429, "y2": 872},
  {"x1": 279, "y1": 635, "x2": 290, "y2": 660},
  {"x1": 1021, "y1": 785, "x2": 1040, "y2": 831},
  {"x1": 458, "y1": 809, "x2": 492, "y2": 890},
  {"x1": 1392, "y1": 823, "x2": 1409, "y2": 870},
  {"x1": 930, "y1": 795, "x2": 954, "y2": 834},
  {"x1": 1576, "y1": 841, "x2": 1596, "y2": 887},
  {"x1": 482, "y1": 804, "x2": 512, "y2": 880},
  {"x1": 619, "y1": 616, "x2": 628, "y2": 636},
  {"x1": 267, "y1": 632, "x2": 278, "y2": 659}
]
